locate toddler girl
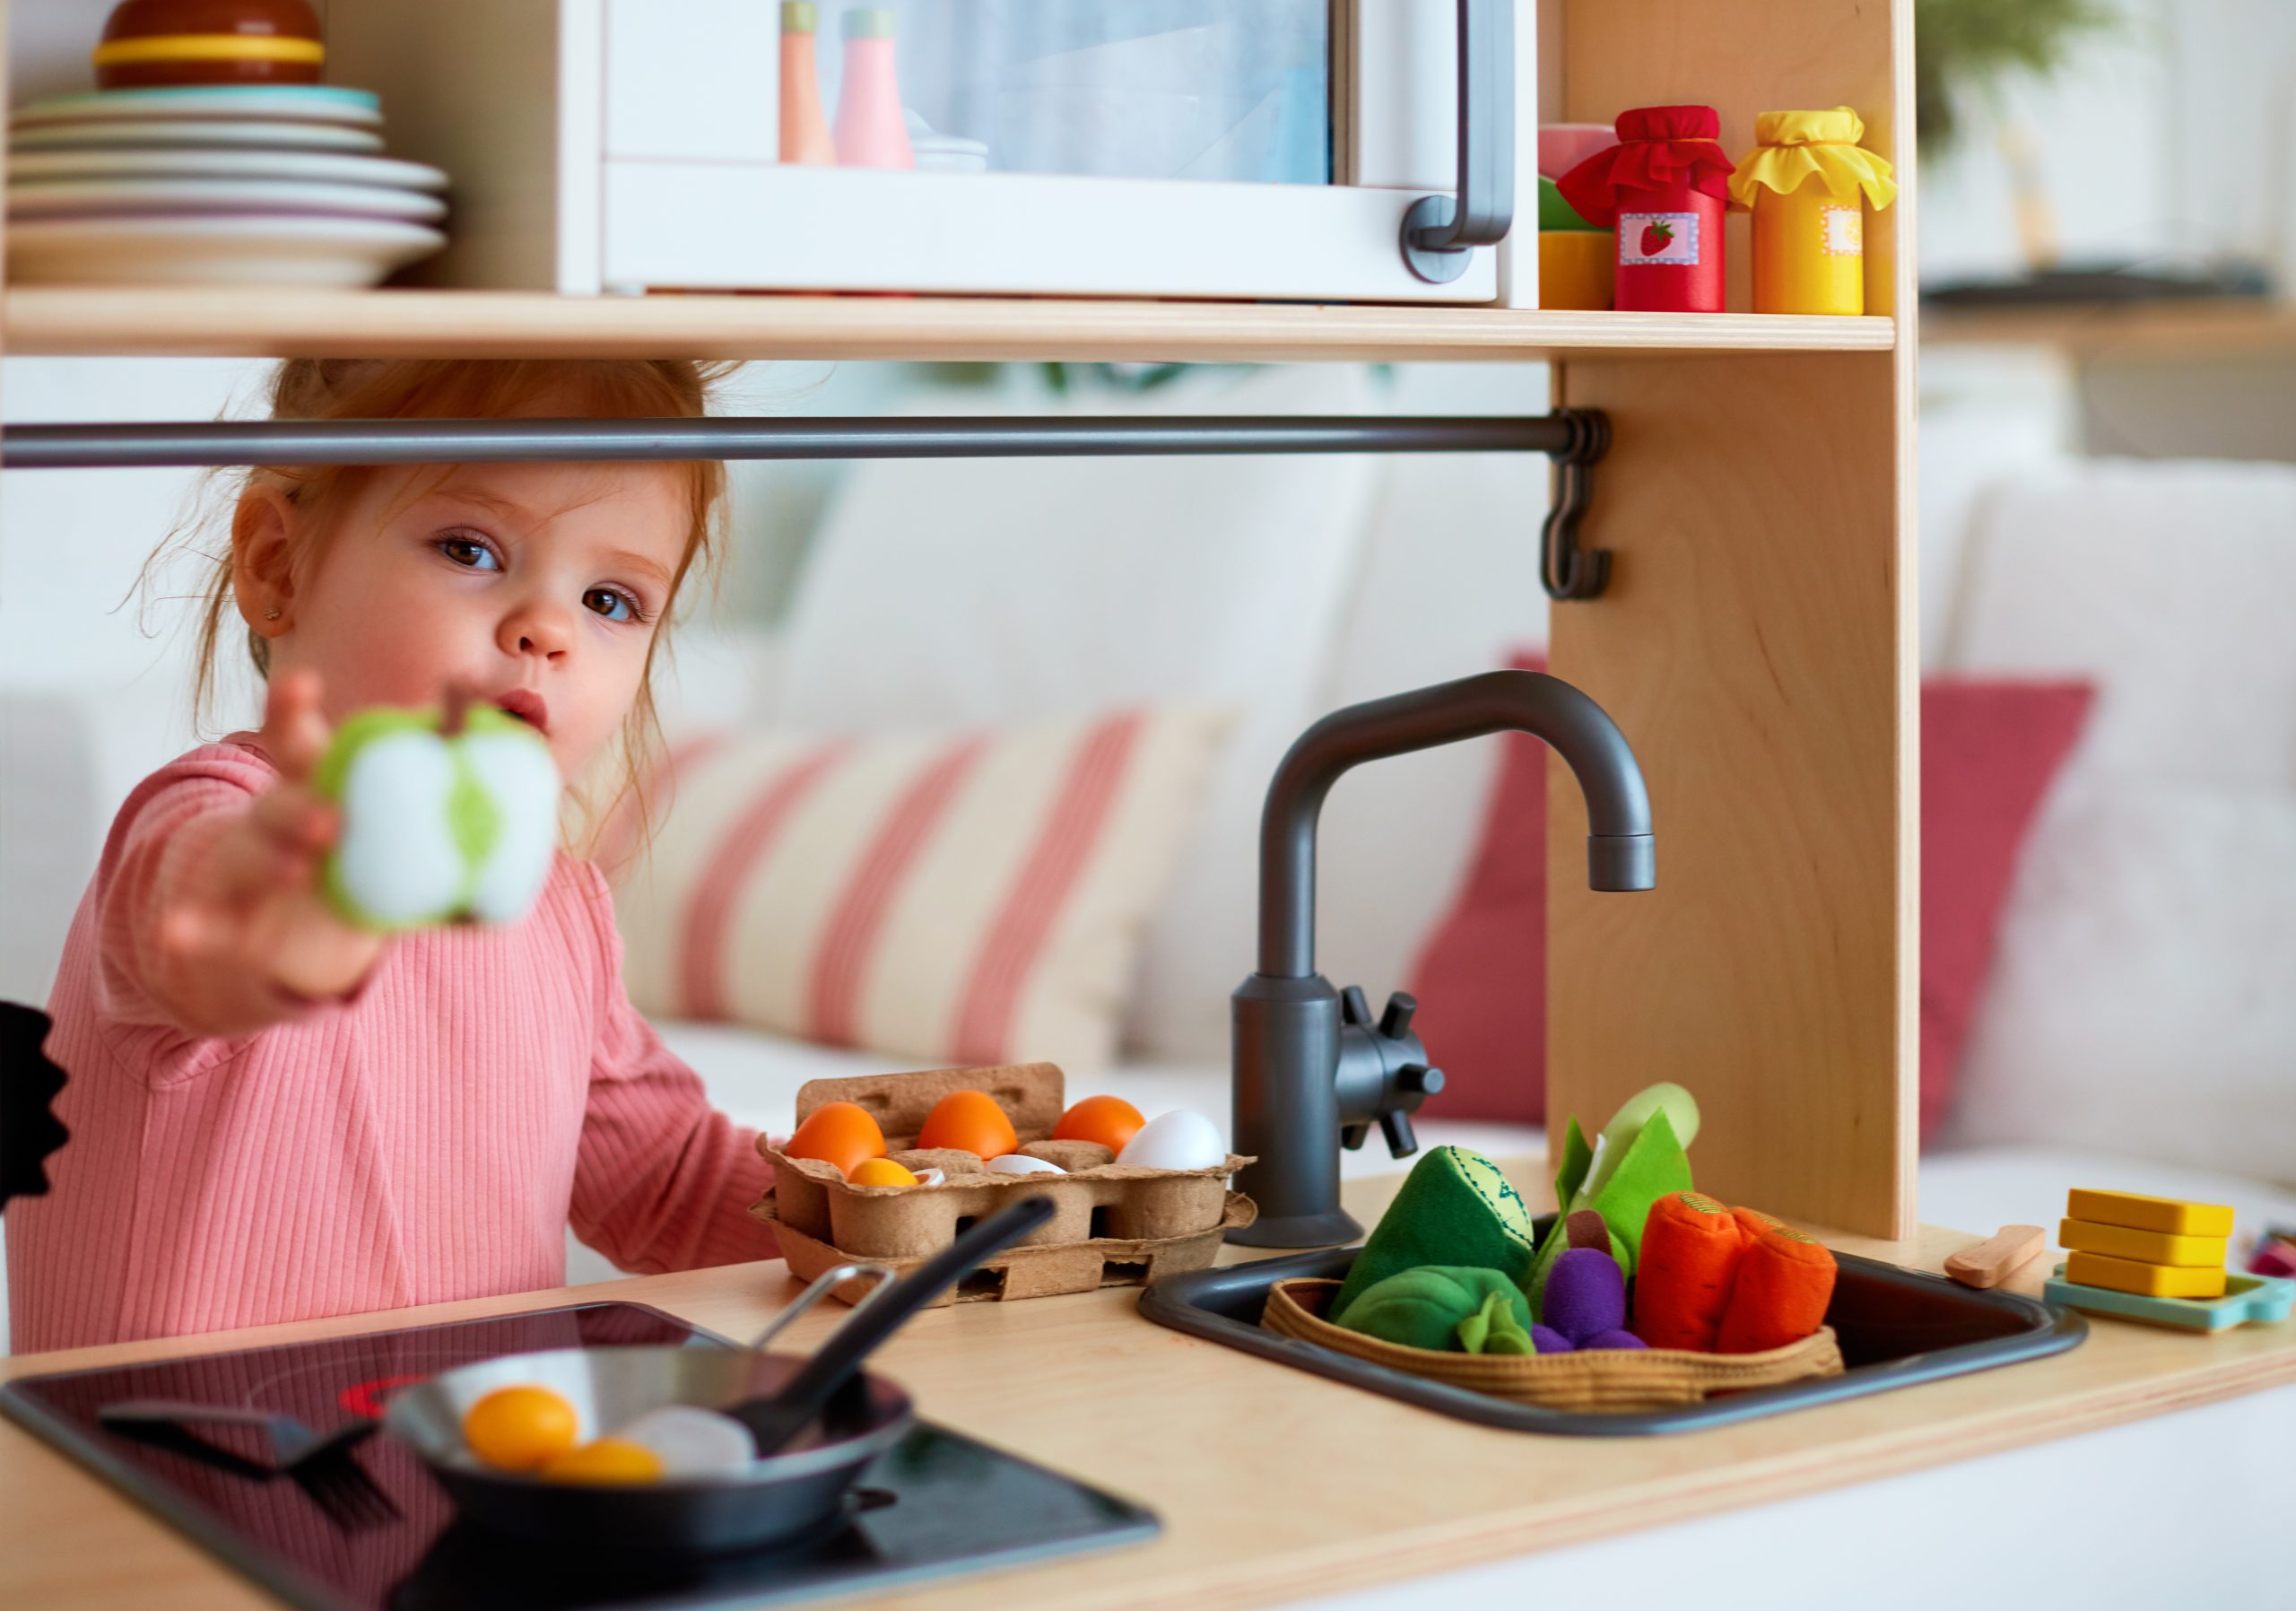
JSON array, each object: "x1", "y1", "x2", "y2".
[{"x1": 8, "y1": 359, "x2": 777, "y2": 1353}]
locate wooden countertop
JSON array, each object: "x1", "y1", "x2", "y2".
[{"x1": 4, "y1": 1156, "x2": 2291, "y2": 1611}]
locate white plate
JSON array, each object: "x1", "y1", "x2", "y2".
[
  {"x1": 6, "y1": 214, "x2": 445, "y2": 288},
  {"x1": 11, "y1": 148, "x2": 448, "y2": 193},
  {"x1": 8, "y1": 177, "x2": 447, "y2": 224},
  {"x1": 10, "y1": 118, "x2": 385, "y2": 154},
  {"x1": 13, "y1": 86, "x2": 382, "y2": 129}
]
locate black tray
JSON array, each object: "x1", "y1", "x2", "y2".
[{"x1": 1138, "y1": 1233, "x2": 2085, "y2": 1435}]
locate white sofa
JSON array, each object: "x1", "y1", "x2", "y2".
[{"x1": 4, "y1": 358, "x2": 2292, "y2": 1322}]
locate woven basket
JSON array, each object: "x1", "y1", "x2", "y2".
[{"x1": 1262, "y1": 1278, "x2": 1844, "y2": 1412}]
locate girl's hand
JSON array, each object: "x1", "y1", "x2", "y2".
[{"x1": 153, "y1": 668, "x2": 388, "y2": 1038}]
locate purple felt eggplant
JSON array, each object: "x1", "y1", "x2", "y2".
[
  {"x1": 1578, "y1": 1328, "x2": 1648, "y2": 1351},
  {"x1": 1529, "y1": 1324, "x2": 1575, "y2": 1354},
  {"x1": 1543, "y1": 1246, "x2": 1628, "y2": 1342}
]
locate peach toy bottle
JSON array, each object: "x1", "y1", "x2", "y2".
[
  {"x1": 778, "y1": 2, "x2": 836, "y2": 165},
  {"x1": 833, "y1": 7, "x2": 914, "y2": 170},
  {"x1": 1728, "y1": 108, "x2": 1898, "y2": 315}
]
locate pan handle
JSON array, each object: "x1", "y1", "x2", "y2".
[{"x1": 746, "y1": 1262, "x2": 898, "y2": 1352}]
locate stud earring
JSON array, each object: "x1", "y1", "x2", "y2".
[{"x1": 265, "y1": 607, "x2": 283, "y2": 621}]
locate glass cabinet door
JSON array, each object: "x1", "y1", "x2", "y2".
[{"x1": 601, "y1": 0, "x2": 1534, "y2": 303}]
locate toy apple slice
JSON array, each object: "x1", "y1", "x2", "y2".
[{"x1": 314, "y1": 690, "x2": 561, "y2": 932}]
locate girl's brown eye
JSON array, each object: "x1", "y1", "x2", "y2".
[{"x1": 586, "y1": 588, "x2": 641, "y2": 623}]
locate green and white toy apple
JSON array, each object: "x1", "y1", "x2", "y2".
[{"x1": 314, "y1": 697, "x2": 561, "y2": 932}]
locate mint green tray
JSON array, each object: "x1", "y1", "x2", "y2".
[{"x1": 2043, "y1": 1263, "x2": 2294, "y2": 1332}]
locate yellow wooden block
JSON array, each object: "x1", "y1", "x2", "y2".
[
  {"x1": 2058, "y1": 1219, "x2": 2227, "y2": 1267},
  {"x1": 2065, "y1": 1250, "x2": 2228, "y2": 1299},
  {"x1": 2065, "y1": 1189, "x2": 2234, "y2": 1238}
]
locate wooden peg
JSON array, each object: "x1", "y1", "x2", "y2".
[{"x1": 1944, "y1": 1224, "x2": 2046, "y2": 1289}]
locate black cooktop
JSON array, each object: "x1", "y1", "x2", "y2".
[{"x1": 0, "y1": 1302, "x2": 1157, "y2": 1611}]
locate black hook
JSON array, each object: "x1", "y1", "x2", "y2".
[{"x1": 1541, "y1": 408, "x2": 1613, "y2": 602}]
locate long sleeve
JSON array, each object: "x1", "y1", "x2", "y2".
[
  {"x1": 566, "y1": 861, "x2": 778, "y2": 1274},
  {"x1": 89, "y1": 745, "x2": 274, "y2": 1081}
]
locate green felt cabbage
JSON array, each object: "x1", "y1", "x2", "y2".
[
  {"x1": 1330, "y1": 1145, "x2": 1540, "y2": 1318},
  {"x1": 1333, "y1": 1266, "x2": 1533, "y2": 1354}
]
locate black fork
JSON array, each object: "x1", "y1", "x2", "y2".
[{"x1": 99, "y1": 1399, "x2": 398, "y2": 1532}]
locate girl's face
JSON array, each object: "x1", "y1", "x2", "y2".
[{"x1": 248, "y1": 459, "x2": 689, "y2": 780}]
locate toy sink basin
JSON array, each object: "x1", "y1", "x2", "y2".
[{"x1": 1138, "y1": 1227, "x2": 2085, "y2": 1436}]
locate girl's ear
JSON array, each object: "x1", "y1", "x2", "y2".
[{"x1": 232, "y1": 483, "x2": 300, "y2": 634}]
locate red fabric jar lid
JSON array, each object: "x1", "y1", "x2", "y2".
[{"x1": 1615, "y1": 104, "x2": 1721, "y2": 142}]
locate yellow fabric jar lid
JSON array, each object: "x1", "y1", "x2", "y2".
[
  {"x1": 1729, "y1": 105, "x2": 1896, "y2": 211},
  {"x1": 1752, "y1": 108, "x2": 1866, "y2": 147}
]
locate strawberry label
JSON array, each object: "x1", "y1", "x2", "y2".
[{"x1": 1619, "y1": 211, "x2": 1699, "y2": 266}]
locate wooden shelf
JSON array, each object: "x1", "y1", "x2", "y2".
[{"x1": 1, "y1": 288, "x2": 1894, "y2": 365}]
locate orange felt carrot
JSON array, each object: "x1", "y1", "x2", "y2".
[
  {"x1": 1715, "y1": 1222, "x2": 1837, "y2": 1353},
  {"x1": 1732, "y1": 1206, "x2": 1783, "y2": 1242},
  {"x1": 1631, "y1": 1191, "x2": 1746, "y2": 1351}
]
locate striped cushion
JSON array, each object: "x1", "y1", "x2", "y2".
[{"x1": 607, "y1": 709, "x2": 1229, "y2": 1071}]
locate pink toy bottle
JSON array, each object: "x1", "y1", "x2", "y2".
[
  {"x1": 833, "y1": 7, "x2": 913, "y2": 170},
  {"x1": 778, "y1": 2, "x2": 836, "y2": 165}
]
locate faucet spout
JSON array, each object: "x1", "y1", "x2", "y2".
[
  {"x1": 1257, "y1": 669, "x2": 1653, "y2": 979},
  {"x1": 1230, "y1": 668, "x2": 1653, "y2": 1249}
]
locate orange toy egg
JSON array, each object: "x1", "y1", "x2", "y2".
[
  {"x1": 782, "y1": 1101, "x2": 887, "y2": 1178},
  {"x1": 542, "y1": 1436, "x2": 665, "y2": 1485},
  {"x1": 1054, "y1": 1095, "x2": 1146, "y2": 1154},
  {"x1": 916, "y1": 1090, "x2": 1019, "y2": 1159},
  {"x1": 462, "y1": 1385, "x2": 580, "y2": 1473}
]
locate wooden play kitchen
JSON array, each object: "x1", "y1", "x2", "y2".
[{"x1": 4, "y1": 1, "x2": 2294, "y2": 1607}]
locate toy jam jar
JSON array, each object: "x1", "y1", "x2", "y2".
[
  {"x1": 1728, "y1": 108, "x2": 1898, "y2": 315},
  {"x1": 1556, "y1": 105, "x2": 1735, "y2": 313}
]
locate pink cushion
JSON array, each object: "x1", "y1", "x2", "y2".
[{"x1": 1406, "y1": 658, "x2": 2092, "y2": 1138}]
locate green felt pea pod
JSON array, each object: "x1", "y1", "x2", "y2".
[
  {"x1": 1456, "y1": 1290, "x2": 1536, "y2": 1355},
  {"x1": 1332, "y1": 1266, "x2": 1534, "y2": 1354}
]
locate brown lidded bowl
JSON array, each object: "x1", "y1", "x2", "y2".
[{"x1": 96, "y1": 0, "x2": 325, "y2": 89}]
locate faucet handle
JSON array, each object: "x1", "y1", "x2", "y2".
[
  {"x1": 1378, "y1": 1107, "x2": 1420, "y2": 1159},
  {"x1": 1378, "y1": 991, "x2": 1418, "y2": 1040},
  {"x1": 1340, "y1": 985, "x2": 1373, "y2": 1027},
  {"x1": 1396, "y1": 1063, "x2": 1444, "y2": 1098},
  {"x1": 1340, "y1": 1121, "x2": 1371, "y2": 1151}
]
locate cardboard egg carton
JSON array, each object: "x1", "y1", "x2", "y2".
[{"x1": 751, "y1": 1062, "x2": 1257, "y2": 1302}]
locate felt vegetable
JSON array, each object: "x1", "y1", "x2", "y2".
[
  {"x1": 1526, "y1": 1082, "x2": 1699, "y2": 1309},
  {"x1": 1715, "y1": 1223, "x2": 1838, "y2": 1353},
  {"x1": 1530, "y1": 1323, "x2": 1574, "y2": 1354},
  {"x1": 1332, "y1": 1266, "x2": 1533, "y2": 1355},
  {"x1": 1581, "y1": 1329, "x2": 1648, "y2": 1351},
  {"x1": 1330, "y1": 1145, "x2": 1539, "y2": 1319},
  {"x1": 1632, "y1": 1191, "x2": 1746, "y2": 1351},
  {"x1": 315, "y1": 688, "x2": 560, "y2": 933},
  {"x1": 1456, "y1": 1290, "x2": 1536, "y2": 1355},
  {"x1": 1543, "y1": 1246, "x2": 1630, "y2": 1343}
]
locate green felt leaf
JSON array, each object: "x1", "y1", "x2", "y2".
[
  {"x1": 1334, "y1": 1266, "x2": 1532, "y2": 1354},
  {"x1": 1457, "y1": 1289, "x2": 1535, "y2": 1355}
]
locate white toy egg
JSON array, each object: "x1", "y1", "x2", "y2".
[
  {"x1": 1115, "y1": 1110, "x2": 1228, "y2": 1171},
  {"x1": 985, "y1": 1154, "x2": 1065, "y2": 1176},
  {"x1": 611, "y1": 1405, "x2": 755, "y2": 1479}
]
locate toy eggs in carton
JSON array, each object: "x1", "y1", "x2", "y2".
[{"x1": 754, "y1": 1063, "x2": 1256, "y2": 1305}]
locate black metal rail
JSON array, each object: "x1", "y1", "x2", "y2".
[{"x1": 0, "y1": 409, "x2": 1615, "y2": 599}]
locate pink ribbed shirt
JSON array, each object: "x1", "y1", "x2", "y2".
[{"x1": 7, "y1": 739, "x2": 777, "y2": 1354}]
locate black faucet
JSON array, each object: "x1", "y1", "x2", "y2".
[{"x1": 1228, "y1": 669, "x2": 1655, "y2": 1248}]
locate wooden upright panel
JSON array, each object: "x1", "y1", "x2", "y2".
[{"x1": 1546, "y1": 0, "x2": 1918, "y2": 1235}]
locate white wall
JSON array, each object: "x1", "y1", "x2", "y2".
[{"x1": 1921, "y1": 0, "x2": 2296, "y2": 288}]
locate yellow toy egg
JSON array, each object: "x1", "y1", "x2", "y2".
[
  {"x1": 848, "y1": 1157, "x2": 919, "y2": 1188},
  {"x1": 542, "y1": 1436, "x2": 666, "y2": 1485},
  {"x1": 462, "y1": 1385, "x2": 580, "y2": 1472}
]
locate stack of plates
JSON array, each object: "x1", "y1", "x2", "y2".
[{"x1": 7, "y1": 84, "x2": 448, "y2": 287}]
